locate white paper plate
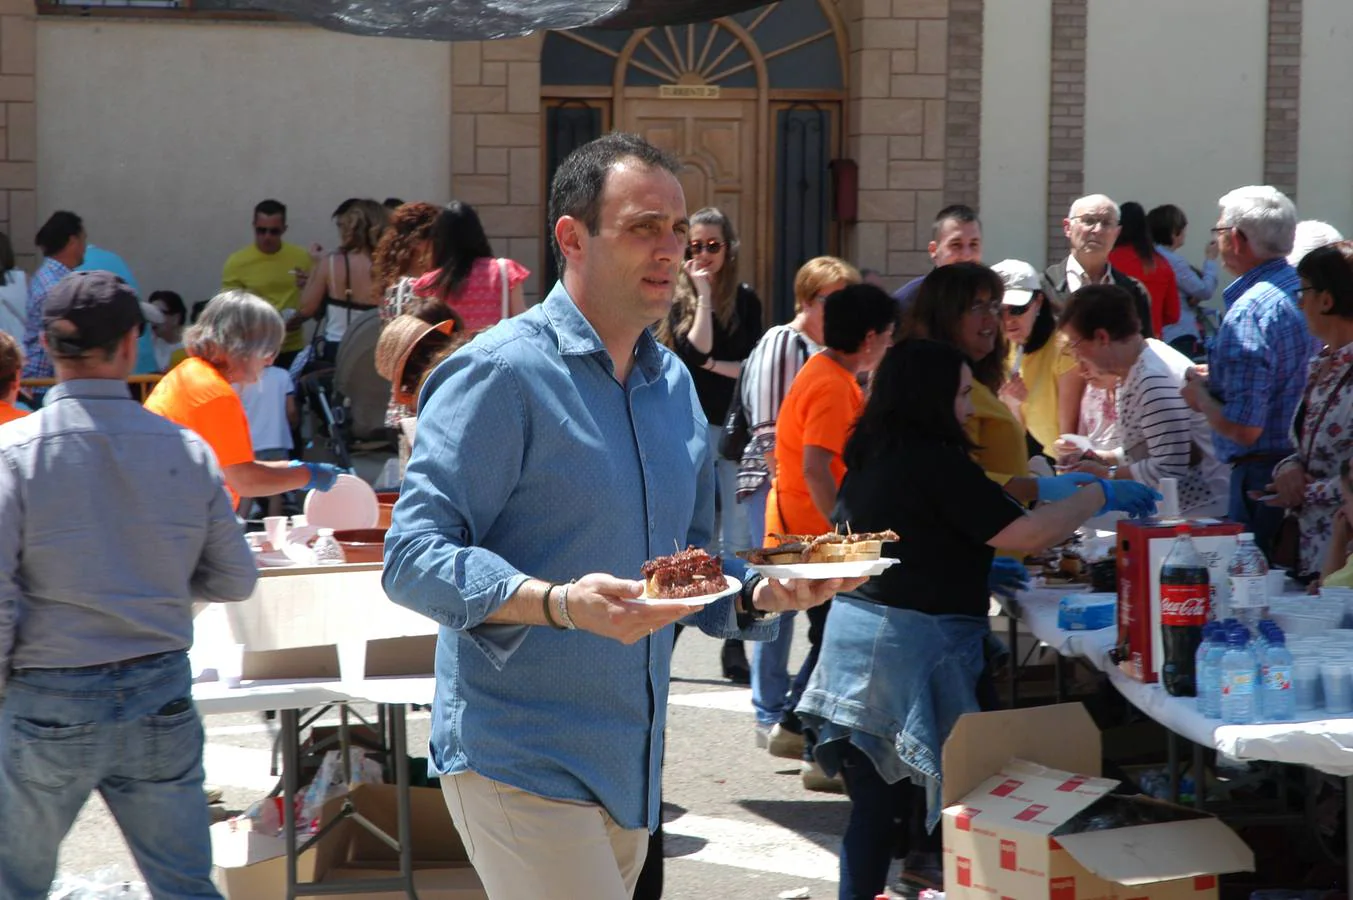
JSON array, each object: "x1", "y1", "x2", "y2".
[
  {"x1": 254, "y1": 549, "x2": 296, "y2": 568},
  {"x1": 303, "y1": 474, "x2": 379, "y2": 530},
  {"x1": 748, "y1": 558, "x2": 899, "y2": 580},
  {"x1": 639, "y1": 574, "x2": 741, "y2": 607}
]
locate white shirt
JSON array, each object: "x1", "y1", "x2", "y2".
[
  {"x1": 152, "y1": 336, "x2": 183, "y2": 373},
  {"x1": 237, "y1": 366, "x2": 294, "y2": 453},
  {"x1": 0, "y1": 270, "x2": 27, "y2": 339},
  {"x1": 1065, "y1": 255, "x2": 1115, "y2": 293}
]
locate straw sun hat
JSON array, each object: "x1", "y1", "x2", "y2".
[{"x1": 375, "y1": 314, "x2": 457, "y2": 406}]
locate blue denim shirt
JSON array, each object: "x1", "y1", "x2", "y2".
[
  {"x1": 382, "y1": 284, "x2": 774, "y2": 831},
  {"x1": 797, "y1": 597, "x2": 991, "y2": 831},
  {"x1": 1210, "y1": 258, "x2": 1317, "y2": 463}
]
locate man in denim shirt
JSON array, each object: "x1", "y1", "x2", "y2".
[
  {"x1": 0, "y1": 271, "x2": 258, "y2": 899},
  {"x1": 1182, "y1": 186, "x2": 1317, "y2": 555},
  {"x1": 383, "y1": 134, "x2": 854, "y2": 899}
]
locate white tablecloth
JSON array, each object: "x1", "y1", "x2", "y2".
[{"x1": 1015, "y1": 588, "x2": 1353, "y2": 777}]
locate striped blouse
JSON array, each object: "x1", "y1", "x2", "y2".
[{"x1": 735, "y1": 324, "x2": 819, "y2": 499}]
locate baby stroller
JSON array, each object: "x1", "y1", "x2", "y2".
[{"x1": 296, "y1": 309, "x2": 394, "y2": 470}]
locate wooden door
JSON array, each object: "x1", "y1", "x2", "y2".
[{"x1": 619, "y1": 97, "x2": 761, "y2": 291}]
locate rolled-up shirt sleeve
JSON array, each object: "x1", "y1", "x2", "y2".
[
  {"x1": 0, "y1": 454, "x2": 19, "y2": 694},
  {"x1": 383, "y1": 347, "x2": 531, "y2": 630}
]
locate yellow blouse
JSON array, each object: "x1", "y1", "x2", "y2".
[
  {"x1": 967, "y1": 381, "x2": 1030, "y2": 486},
  {"x1": 1010, "y1": 333, "x2": 1077, "y2": 453}
]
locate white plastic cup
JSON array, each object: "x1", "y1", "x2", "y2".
[
  {"x1": 1293, "y1": 659, "x2": 1321, "y2": 710},
  {"x1": 220, "y1": 643, "x2": 246, "y2": 688},
  {"x1": 337, "y1": 641, "x2": 366, "y2": 683},
  {"x1": 262, "y1": 516, "x2": 289, "y2": 551},
  {"x1": 1158, "y1": 478, "x2": 1180, "y2": 519},
  {"x1": 1320, "y1": 661, "x2": 1352, "y2": 713},
  {"x1": 290, "y1": 514, "x2": 308, "y2": 529}
]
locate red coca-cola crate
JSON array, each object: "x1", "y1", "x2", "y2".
[{"x1": 1115, "y1": 518, "x2": 1243, "y2": 683}]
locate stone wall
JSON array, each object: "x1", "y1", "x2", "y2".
[
  {"x1": 0, "y1": 0, "x2": 35, "y2": 272},
  {"x1": 450, "y1": 34, "x2": 545, "y2": 303}
]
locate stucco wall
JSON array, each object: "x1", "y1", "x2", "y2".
[
  {"x1": 36, "y1": 18, "x2": 452, "y2": 305},
  {"x1": 1081, "y1": 0, "x2": 1267, "y2": 268},
  {"x1": 1298, "y1": 0, "x2": 1353, "y2": 233},
  {"x1": 976, "y1": 0, "x2": 1049, "y2": 267}
]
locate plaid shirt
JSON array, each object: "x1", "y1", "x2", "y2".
[
  {"x1": 1208, "y1": 257, "x2": 1318, "y2": 463},
  {"x1": 20, "y1": 258, "x2": 72, "y2": 379}
]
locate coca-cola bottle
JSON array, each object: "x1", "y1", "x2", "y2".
[{"x1": 1159, "y1": 525, "x2": 1210, "y2": 696}]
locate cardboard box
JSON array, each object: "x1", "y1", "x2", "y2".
[
  {"x1": 215, "y1": 784, "x2": 485, "y2": 899},
  {"x1": 224, "y1": 565, "x2": 439, "y2": 680},
  {"x1": 942, "y1": 705, "x2": 1252, "y2": 900},
  {"x1": 1115, "y1": 519, "x2": 1243, "y2": 683}
]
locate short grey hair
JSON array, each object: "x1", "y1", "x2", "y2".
[
  {"x1": 1217, "y1": 185, "x2": 1298, "y2": 258},
  {"x1": 184, "y1": 290, "x2": 285, "y2": 368},
  {"x1": 1068, "y1": 194, "x2": 1120, "y2": 221}
]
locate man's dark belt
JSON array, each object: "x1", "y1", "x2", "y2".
[
  {"x1": 13, "y1": 649, "x2": 182, "y2": 674},
  {"x1": 1228, "y1": 451, "x2": 1291, "y2": 466}
]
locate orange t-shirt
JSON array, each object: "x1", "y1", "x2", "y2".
[
  {"x1": 0, "y1": 401, "x2": 28, "y2": 426},
  {"x1": 765, "y1": 353, "x2": 863, "y2": 539},
  {"x1": 144, "y1": 356, "x2": 254, "y2": 505}
]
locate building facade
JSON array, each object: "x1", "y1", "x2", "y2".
[{"x1": 0, "y1": 0, "x2": 1349, "y2": 317}]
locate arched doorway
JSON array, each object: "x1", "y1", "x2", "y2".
[{"x1": 542, "y1": 0, "x2": 848, "y2": 322}]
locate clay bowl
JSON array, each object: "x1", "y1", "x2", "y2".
[
  {"x1": 376, "y1": 491, "x2": 399, "y2": 529},
  {"x1": 333, "y1": 528, "x2": 388, "y2": 565}
]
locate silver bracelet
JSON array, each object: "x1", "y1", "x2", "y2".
[{"x1": 555, "y1": 581, "x2": 577, "y2": 630}]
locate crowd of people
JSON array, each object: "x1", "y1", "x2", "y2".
[{"x1": 1, "y1": 128, "x2": 1353, "y2": 900}]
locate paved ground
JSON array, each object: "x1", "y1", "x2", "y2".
[{"x1": 54, "y1": 616, "x2": 875, "y2": 899}]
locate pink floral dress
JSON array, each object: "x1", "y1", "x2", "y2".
[{"x1": 1275, "y1": 341, "x2": 1353, "y2": 575}]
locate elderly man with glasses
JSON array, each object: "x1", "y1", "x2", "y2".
[
  {"x1": 220, "y1": 198, "x2": 316, "y2": 369},
  {"x1": 1041, "y1": 193, "x2": 1154, "y2": 339},
  {"x1": 1180, "y1": 185, "x2": 1320, "y2": 557}
]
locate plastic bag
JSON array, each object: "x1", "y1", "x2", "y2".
[
  {"x1": 298, "y1": 748, "x2": 384, "y2": 825},
  {"x1": 48, "y1": 865, "x2": 149, "y2": 899}
]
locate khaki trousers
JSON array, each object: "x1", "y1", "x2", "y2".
[{"x1": 441, "y1": 770, "x2": 649, "y2": 900}]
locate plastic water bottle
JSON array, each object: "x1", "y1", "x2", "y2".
[
  {"x1": 1262, "y1": 629, "x2": 1295, "y2": 722},
  {"x1": 1227, "y1": 533, "x2": 1270, "y2": 629},
  {"x1": 1196, "y1": 623, "x2": 1227, "y2": 719},
  {"x1": 1220, "y1": 627, "x2": 1258, "y2": 724},
  {"x1": 1254, "y1": 621, "x2": 1274, "y2": 718}
]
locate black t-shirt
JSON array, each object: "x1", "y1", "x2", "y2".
[
  {"x1": 669, "y1": 284, "x2": 764, "y2": 424},
  {"x1": 832, "y1": 437, "x2": 1026, "y2": 617}
]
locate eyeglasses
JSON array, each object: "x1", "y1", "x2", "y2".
[
  {"x1": 1001, "y1": 303, "x2": 1034, "y2": 316},
  {"x1": 255, "y1": 226, "x2": 284, "y2": 237},
  {"x1": 1071, "y1": 215, "x2": 1118, "y2": 229},
  {"x1": 1209, "y1": 226, "x2": 1232, "y2": 235},
  {"x1": 688, "y1": 240, "x2": 724, "y2": 256},
  {"x1": 967, "y1": 300, "x2": 1002, "y2": 317}
]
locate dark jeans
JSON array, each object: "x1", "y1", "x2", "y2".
[
  {"x1": 1228, "y1": 457, "x2": 1285, "y2": 558},
  {"x1": 838, "y1": 743, "x2": 938, "y2": 900},
  {"x1": 782, "y1": 600, "x2": 830, "y2": 725},
  {"x1": 836, "y1": 663, "x2": 1000, "y2": 900}
]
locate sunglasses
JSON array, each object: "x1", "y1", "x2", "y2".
[
  {"x1": 1001, "y1": 303, "x2": 1034, "y2": 316},
  {"x1": 688, "y1": 240, "x2": 725, "y2": 256},
  {"x1": 255, "y1": 226, "x2": 284, "y2": 236}
]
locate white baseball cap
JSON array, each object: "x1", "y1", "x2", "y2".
[{"x1": 991, "y1": 259, "x2": 1041, "y2": 307}]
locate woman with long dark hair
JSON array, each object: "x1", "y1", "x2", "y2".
[
  {"x1": 796, "y1": 339, "x2": 1158, "y2": 900},
  {"x1": 656, "y1": 207, "x2": 764, "y2": 682},
  {"x1": 408, "y1": 201, "x2": 529, "y2": 332},
  {"x1": 1110, "y1": 201, "x2": 1180, "y2": 338}
]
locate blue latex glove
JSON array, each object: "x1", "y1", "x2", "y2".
[
  {"x1": 988, "y1": 557, "x2": 1030, "y2": 601},
  {"x1": 1035, "y1": 472, "x2": 1099, "y2": 503},
  {"x1": 1096, "y1": 478, "x2": 1161, "y2": 518},
  {"x1": 290, "y1": 460, "x2": 342, "y2": 492}
]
